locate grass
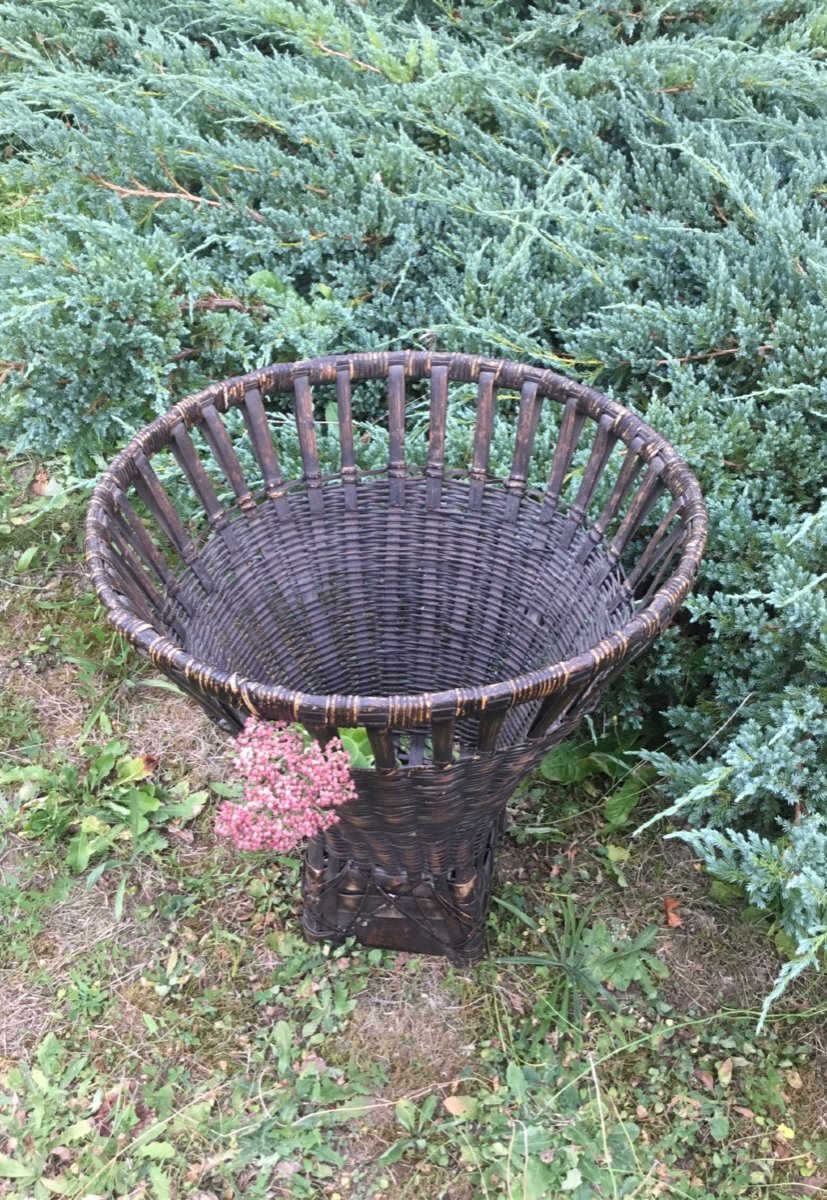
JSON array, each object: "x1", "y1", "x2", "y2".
[{"x1": 1, "y1": 464, "x2": 827, "y2": 1199}]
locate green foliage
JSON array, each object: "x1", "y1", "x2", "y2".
[
  {"x1": 2, "y1": 777, "x2": 826, "y2": 1199},
  {"x1": 537, "y1": 724, "x2": 658, "y2": 828},
  {"x1": 337, "y1": 726, "x2": 375, "y2": 770},
  {"x1": 2, "y1": 0, "x2": 827, "y2": 988},
  {"x1": 0, "y1": 739, "x2": 205, "y2": 891},
  {"x1": 493, "y1": 891, "x2": 668, "y2": 1046},
  {"x1": 493, "y1": 892, "x2": 620, "y2": 1040},
  {"x1": 4, "y1": 857, "x2": 824, "y2": 1199}
]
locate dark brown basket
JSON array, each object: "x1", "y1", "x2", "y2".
[{"x1": 86, "y1": 351, "x2": 706, "y2": 961}]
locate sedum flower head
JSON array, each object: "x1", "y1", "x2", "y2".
[{"x1": 215, "y1": 718, "x2": 356, "y2": 853}]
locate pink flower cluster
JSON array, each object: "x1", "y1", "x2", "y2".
[{"x1": 215, "y1": 718, "x2": 356, "y2": 853}]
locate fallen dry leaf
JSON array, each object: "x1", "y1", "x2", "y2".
[
  {"x1": 717, "y1": 1057, "x2": 733, "y2": 1087},
  {"x1": 443, "y1": 1095, "x2": 475, "y2": 1116},
  {"x1": 506, "y1": 990, "x2": 526, "y2": 1015},
  {"x1": 32, "y1": 468, "x2": 51, "y2": 496},
  {"x1": 663, "y1": 897, "x2": 683, "y2": 928}
]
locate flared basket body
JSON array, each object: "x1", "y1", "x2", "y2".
[{"x1": 86, "y1": 351, "x2": 706, "y2": 961}]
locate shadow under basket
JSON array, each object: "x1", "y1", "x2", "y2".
[{"x1": 86, "y1": 351, "x2": 707, "y2": 963}]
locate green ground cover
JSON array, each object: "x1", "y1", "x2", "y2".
[
  {"x1": 2, "y1": 1, "x2": 827, "y2": 1195},
  {"x1": 1, "y1": 447, "x2": 825, "y2": 1199}
]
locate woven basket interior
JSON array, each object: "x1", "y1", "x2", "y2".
[{"x1": 163, "y1": 477, "x2": 633, "y2": 701}]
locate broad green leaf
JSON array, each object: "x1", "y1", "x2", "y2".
[
  {"x1": 521, "y1": 1158, "x2": 552, "y2": 1200},
  {"x1": 64, "y1": 1118, "x2": 94, "y2": 1142},
  {"x1": 248, "y1": 270, "x2": 292, "y2": 299},
  {"x1": 273, "y1": 1019, "x2": 293, "y2": 1070},
  {"x1": 561, "y1": 1167, "x2": 583, "y2": 1191},
  {"x1": 394, "y1": 1098, "x2": 417, "y2": 1133},
  {"x1": 0, "y1": 1156, "x2": 32, "y2": 1178},
  {"x1": 160, "y1": 791, "x2": 206, "y2": 821},
  {"x1": 116, "y1": 755, "x2": 155, "y2": 784},
  {"x1": 708, "y1": 880, "x2": 744, "y2": 904},
  {"x1": 539, "y1": 743, "x2": 594, "y2": 784},
  {"x1": 148, "y1": 1163, "x2": 172, "y2": 1200},
  {"x1": 0, "y1": 764, "x2": 48, "y2": 784},
  {"x1": 377, "y1": 1140, "x2": 407, "y2": 1166},
  {"x1": 138, "y1": 1141, "x2": 177, "y2": 1160},
  {"x1": 605, "y1": 777, "x2": 645, "y2": 825},
  {"x1": 16, "y1": 545, "x2": 39, "y2": 571},
  {"x1": 210, "y1": 781, "x2": 243, "y2": 799},
  {"x1": 41, "y1": 1177, "x2": 71, "y2": 1195},
  {"x1": 506, "y1": 1061, "x2": 526, "y2": 1097},
  {"x1": 67, "y1": 830, "x2": 90, "y2": 872},
  {"x1": 606, "y1": 844, "x2": 630, "y2": 864},
  {"x1": 113, "y1": 874, "x2": 127, "y2": 920},
  {"x1": 587, "y1": 751, "x2": 628, "y2": 780},
  {"x1": 709, "y1": 1114, "x2": 730, "y2": 1141}
]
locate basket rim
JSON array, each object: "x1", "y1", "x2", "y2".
[{"x1": 85, "y1": 350, "x2": 708, "y2": 727}]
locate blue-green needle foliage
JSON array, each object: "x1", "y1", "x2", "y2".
[{"x1": 2, "y1": 0, "x2": 827, "y2": 988}]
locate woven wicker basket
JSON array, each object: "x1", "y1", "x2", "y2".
[{"x1": 86, "y1": 351, "x2": 706, "y2": 961}]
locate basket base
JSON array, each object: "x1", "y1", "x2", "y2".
[{"x1": 301, "y1": 820, "x2": 501, "y2": 964}]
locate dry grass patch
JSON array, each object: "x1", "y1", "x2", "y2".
[
  {"x1": 326, "y1": 958, "x2": 484, "y2": 1200},
  {"x1": 329, "y1": 959, "x2": 481, "y2": 1094},
  {"x1": 4, "y1": 662, "x2": 86, "y2": 751},
  {"x1": 324, "y1": 958, "x2": 482, "y2": 1187},
  {"x1": 120, "y1": 686, "x2": 231, "y2": 790},
  {"x1": 0, "y1": 877, "x2": 161, "y2": 1060},
  {"x1": 619, "y1": 834, "x2": 785, "y2": 1012},
  {"x1": 0, "y1": 977, "x2": 54, "y2": 1061}
]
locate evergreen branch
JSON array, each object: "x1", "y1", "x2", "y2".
[
  {"x1": 84, "y1": 172, "x2": 265, "y2": 224},
  {"x1": 86, "y1": 171, "x2": 223, "y2": 209},
  {"x1": 186, "y1": 297, "x2": 270, "y2": 317},
  {"x1": 0, "y1": 360, "x2": 26, "y2": 385},
  {"x1": 311, "y1": 41, "x2": 383, "y2": 75},
  {"x1": 169, "y1": 295, "x2": 276, "y2": 363},
  {"x1": 654, "y1": 344, "x2": 771, "y2": 365},
  {"x1": 655, "y1": 346, "x2": 740, "y2": 365}
]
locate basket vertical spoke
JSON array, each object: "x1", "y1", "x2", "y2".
[
  {"x1": 240, "y1": 385, "x2": 291, "y2": 519},
  {"x1": 505, "y1": 378, "x2": 542, "y2": 523},
  {"x1": 293, "y1": 369, "x2": 323, "y2": 515},
  {"x1": 425, "y1": 361, "x2": 449, "y2": 511},
  {"x1": 469, "y1": 368, "x2": 496, "y2": 512},
  {"x1": 200, "y1": 403, "x2": 255, "y2": 510},
  {"x1": 336, "y1": 359, "x2": 358, "y2": 511}
]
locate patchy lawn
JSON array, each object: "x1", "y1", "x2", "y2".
[{"x1": 1, "y1": 467, "x2": 826, "y2": 1199}]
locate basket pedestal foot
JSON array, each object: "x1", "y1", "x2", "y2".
[{"x1": 301, "y1": 818, "x2": 502, "y2": 964}]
